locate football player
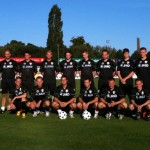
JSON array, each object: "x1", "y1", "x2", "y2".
[
  {"x1": 77, "y1": 78, "x2": 99, "y2": 118},
  {"x1": 0, "y1": 50, "x2": 18, "y2": 113},
  {"x1": 26, "y1": 77, "x2": 50, "y2": 117},
  {"x1": 134, "y1": 47, "x2": 150, "y2": 93},
  {"x1": 7, "y1": 77, "x2": 27, "y2": 118},
  {"x1": 117, "y1": 48, "x2": 134, "y2": 99},
  {"x1": 41, "y1": 50, "x2": 59, "y2": 97},
  {"x1": 52, "y1": 76, "x2": 76, "y2": 118},
  {"x1": 96, "y1": 49, "x2": 116, "y2": 92},
  {"x1": 19, "y1": 51, "x2": 37, "y2": 94},
  {"x1": 98, "y1": 78, "x2": 127, "y2": 120},
  {"x1": 60, "y1": 50, "x2": 78, "y2": 90},
  {"x1": 78, "y1": 50, "x2": 96, "y2": 89},
  {"x1": 129, "y1": 79, "x2": 150, "y2": 120}
]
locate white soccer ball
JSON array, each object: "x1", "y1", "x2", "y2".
[
  {"x1": 59, "y1": 111, "x2": 67, "y2": 120},
  {"x1": 82, "y1": 110, "x2": 91, "y2": 120}
]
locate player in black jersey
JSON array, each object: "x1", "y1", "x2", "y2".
[
  {"x1": 134, "y1": 47, "x2": 150, "y2": 93},
  {"x1": 77, "y1": 78, "x2": 99, "y2": 118},
  {"x1": 117, "y1": 49, "x2": 134, "y2": 99},
  {"x1": 60, "y1": 50, "x2": 78, "y2": 90},
  {"x1": 78, "y1": 50, "x2": 96, "y2": 89},
  {"x1": 52, "y1": 76, "x2": 76, "y2": 118},
  {"x1": 98, "y1": 78, "x2": 127, "y2": 120},
  {"x1": 96, "y1": 50, "x2": 116, "y2": 92},
  {"x1": 0, "y1": 50, "x2": 18, "y2": 113},
  {"x1": 7, "y1": 77, "x2": 27, "y2": 118},
  {"x1": 19, "y1": 51, "x2": 37, "y2": 94},
  {"x1": 129, "y1": 79, "x2": 150, "y2": 120},
  {"x1": 41, "y1": 50, "x2": 59, "y2": 97},
  {"x1": 26, "y1": 77, "x2": 50, "y2": 117}
]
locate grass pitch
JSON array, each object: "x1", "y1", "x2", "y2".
[{"x1": 0, "y1": 79, "x2": 150, "y2": 150}]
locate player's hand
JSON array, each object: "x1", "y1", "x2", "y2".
[
  {"x1": 60, "y1": 102, "x2": 66, "y2": 108},
  {"x1": 121, "y1": 78, "x2": 126, "y2": 84},
  {"x1": 111, "y1": 101, "x2": 116, "y2": 107},
  {"x1": 83, "y1": 103, "x2": 89, "y2": 110},
  {"x1": 138, "y1": 105, "x2": 142, "y2": 111},
  {"x1": 12, "y1": 97, "x2": 16, "y2": 103},
  {"x1": 107, "y1": 103, "x2": 112, "y2": 107}
]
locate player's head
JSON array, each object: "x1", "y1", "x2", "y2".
[
  {"x1": 46, "y1": 50, "x2": 53, "y2": 60},
  {"x1": 123, "y1": 48, "x2": 130, "y2": 59},
  {"x1": 102, "y1": 50, "x2": 109, "y2": 60},
  {"x1": 61, "y1": 75, "x2": 68, "y2": 86},
  {"x1": 24, "y1": 51, "x2": 31, "y2": 60},
  {"x1": 4, "y1": 50, "x2": 11, "y2": 59},
  {"x1": 65, "y1": 50, "x2": 72, "y2": 60},
  {"x1": 82, "y1": 50, "x2": 89, "y2": 60},
  {"x1": 15, "y1": 77, "x2": 22, "y2": 87},
  {"x1": 139, "y1": 47, "x2": 147, "y2": 58},
  {"x1": 84, "y1": 78, "x2": 91, "y2": 88},
  {"x1": 135, "y1": 79, "x2": 143, "y2": 90},
  {"x1": 108, "y1": 78, "x2": 115, "y2": 89},
  {"x1": 36, "y1": 77, "x2": 43, "y2": 87}
]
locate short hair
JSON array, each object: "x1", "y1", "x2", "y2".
[
  {"x1": 135, "y1": 78, "x2": 143, "y2": 83},
  {"x1": 15, "y1": 76, "x2": 22, "y2": 81},
  {"x1": 46, "y1": 50, "x2": 52, "y2": 54},
  {"x1": 4, "y1": 49, "x2": 11, "y2": 53},
  {"x1": 123, "y1": 48, "x2": 129, "y2": 53},
  {"x1": 24, "y1": 51, "x2": 31, "y2": 55},
  {"x1": 108, "y1": 78, "x2": 115, "y2": 82},
  {"x1": 102, "y1": 49, "x2": 109, "y2": 54},
  {"x1": 140, "y1": 47, "x2": 147, "y2": 51},
  {"x1": 84, "y1": 77, "x2": 91, "y2": 82},
  {"x1": 65, "y1": 50, "x2": 72, "y2": 55},
  {"x1": 82, "y1": 50, "x2": 89, "y2": 54},
  {"x1": 36, "y1": 76, "x2": 43, "y2": 81},
  {"x1": 61, "y1": 75, "x2": 68, "y2": 80}
]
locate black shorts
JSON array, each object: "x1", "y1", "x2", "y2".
[
  {"x1": 22, "y1": 80, "x2": 34, "y2": 94},
  {"x1": 143, "y1": 80, "x2": 150, "y2": 94},
  {"x1": 43, "y1": 80, "x2": 56, "y2": 95},
  {"x1": 13, "y1": 99, "x2": 22, "y2": 110},
  {"x1": 1, "y1": 79, "x2": 15, "y2": 94},
  {"x1": 98, "y1": 78, "x2": 108, "y2": 92}
]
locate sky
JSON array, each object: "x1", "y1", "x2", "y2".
[{"x1": 0, "y1": 0, "x2": 150, "y2": 53}]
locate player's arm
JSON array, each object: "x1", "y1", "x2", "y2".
[
  {"x1": 112, "y1": 60, "x2": 116, "y2": 77},
  {"x1": 131, "y1": 99, "x2": 139, "y2": 108},
  {"x1": 111, "y1": 98, "x2": 125, "y2": 106},
  {"x1": 100, "y1": 89, "x2": 109, "y2": 105},
  {"x1": 123, "y1": 71, "x2": 134, "y2": 81},
  {"x1": 12, "y1": 93, "x2": 27, "y2": 103},
  {"x1": 87, "y1": 97, "x2": 98, "y2": 105},
  {"x1": 140, "y1": 100, "x2": 150, "y2": 108}
]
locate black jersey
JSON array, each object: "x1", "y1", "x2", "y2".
[
  {"x1": 41, "y1": 59, "x2": 59, "y2": 80},
  {"x1": 31, "y1": 86, "x2": 49, "y2": 101},
  {"x1": 54, "y1": 85, "x2": 75, "y2": 102},
  {"x1": 60, "y1": 59, "x2": 77, "y2": 79},
  {"x1": 100, "y1": 86, "x2": 124, "y2": 103},
  {"x1": 9, "y1": 86, "x2": 27, "y2": 99},
  {"x1": 134, "y1": 58, "x2": 150, "y2": 81},
  {"x1": 78, "y1": 59, "x2": 95, "y2": 79},
  {"x1": 79, "y1": 86, "x2": 98, "y2": 103},
  {"x1": 131, "y1": 88, "x2": 150, "y2": 105},
  {"x1": 0, "y1": 59, "x2": 18, "y2": 79},
  {"x1": 117, "y1": 59, "x2": 134, "y2": 78},
  {"x1": 96, "y1": 59, "x2": 116, "y2": 79},
  {"x1": 19, "y1": 60, "x2": 37, "y2": 80}
]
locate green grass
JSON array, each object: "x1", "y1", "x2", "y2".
[{"x1": 0, "y1": 79, "x2": 149, "y2": 150}]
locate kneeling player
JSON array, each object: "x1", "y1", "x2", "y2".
[
  {"x1": 77, "y1": 78, "x2": 99, "y2": 118},
  {"x1": 129, "y1": 79, "x2": 150, "y2": 120},
  {"x1": 52, "y1": 76, "x2": 76, "y2": 118},
  {"x1": 98, "y1": 78, "x2": 127, "y2": 120},
  {"x1": 7, "y1": 77, "x2": 27, "y2": 118},
  {"x1": 26, "y1": 77, "x2": 50, "y2": 117}
]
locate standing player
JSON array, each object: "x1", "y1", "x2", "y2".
[
  {"x1": 129, "y1": 79, "x2": 150, "y2": 120},
  {"x1": 0, "y1": 50, "x2": 18, "y2": 113},
  {"x1": 96, "y1": 50, "x2": 116, "y2": 92},
  {"x1": 98, "y1": 78, "x2": 127, "y2": 120},
  {"x1": 60, "y1": 50, "x2": 78, "y2": 90},
  {"x1": 78, "y1": 50, "x2": 96, "y2": 89},
  {"x1": 117, "y1": 49, "x2": 134, "y2": 99},
  {"x1": 19, "y1": 51, "x2": 37, "y2": 94},
  {"x1": 134, "y1": 47, "x2": 150, "y2": 93},
  {"x1": 52, "y1": 76, "x2": 76, "y2": 118},
  {"x1": 7, "y1": 77, "x2": 27, "y2": 118},
  {"x1": 77, "y1": 78, "x2": 99, "y2": 118},
  {"x1": 41, "y1": 50, "x2": 59, "y2": 97},
  {"x1": 26, "y1": 77, "x2": 50, "y2": 117}
]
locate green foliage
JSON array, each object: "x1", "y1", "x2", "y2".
[
  {"x1": 115, "y1": 49, "x2": 123, "y2": 59},
  {"x1": 131, "y1": 50, "x2": 140, "y2": 59},
  {"x1": 47, "y1": 4, "x2": 64, "y2": 59}
]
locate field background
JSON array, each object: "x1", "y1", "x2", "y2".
[{"x1": 0, "y1": 79, "x2": 150, "y2": 150}]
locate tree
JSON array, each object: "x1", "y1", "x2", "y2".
[
  {"x1": 131, "y1": 50, "x2": 140, "y2": 59},
  {"x1": 47, "y1": 4, "x2": 64, "y2": 58},
  {"x1": 115, "y1": 49, "x2": 123, "y2": 59}
]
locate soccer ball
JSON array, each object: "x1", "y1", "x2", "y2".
[
  {"x1": 82, "y1": 110, "x2": 91, "y2": 120},
  {"x1": 59, "y1": 111, "x2": 67, "y2": 120}
]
